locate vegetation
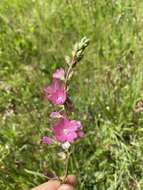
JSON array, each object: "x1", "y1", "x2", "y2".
[{"x1": 0, "y1": 0, "x2": 143, "y2": 189}]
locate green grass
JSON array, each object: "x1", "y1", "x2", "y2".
[{"x1": 1, "y1": 0, "x2": 143, "y2": 189}]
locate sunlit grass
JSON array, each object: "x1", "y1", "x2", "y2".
[{"x1": 1, "y1": 0, "x2": 143, "y2": 189}]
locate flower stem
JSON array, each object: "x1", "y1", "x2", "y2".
[
  {"x1": 65, "y1": 63, "x2": 73, "y2": 85},
  {"x1": 62, "y1": 151, "x2": 71, "y2": 183}
]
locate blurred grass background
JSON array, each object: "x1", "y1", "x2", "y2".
[{"x1": 1, "y1": 0, "x2": 143, "y2": 189}]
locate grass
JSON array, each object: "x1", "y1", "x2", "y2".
[{"x1": 1, "y1": 0, "x2": 143, "y2": 189}]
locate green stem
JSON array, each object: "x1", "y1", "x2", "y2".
[{"x1": 62, "y1": 151, "x2": 71, "y2": 183}]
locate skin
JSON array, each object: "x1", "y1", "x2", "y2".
[{"x1": 31, "y1": 175, "x2": 76, "y2": 190}]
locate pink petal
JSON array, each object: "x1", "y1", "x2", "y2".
[
  {"x1": 44, "y1": 85, "x2": 54, "y2": 94},
  {"x1": 44, "y1": 79, "x2": 67, "y2": 105},
  {"x1": 53, "y1": 68, "x2": 65, "y2": 80},
  {"x1": 66, "y1": 132, "x2": 78, "y2": 142},
  {"x1": 53, "y1": 117, "x2": 83, "y2": 143},
  {"x1": 50, "y1": 112, "x2": 62, "y2": 118},
  {"x1": 42, "y1": 136, "x2": 54, "y2": 144},
  {"x1": 56, "y1": 134, "x2": 67, "y2": 142},
  {"x1": 70, "y1": 120, "x2": 83, "y2": 130}
]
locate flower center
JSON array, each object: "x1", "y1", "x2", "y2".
[
  {"x1": 63, "y1": 128, "x2": 68, "y2": 135},
  {"x1": 57, "y1": 96, "x2": 63, "y2": 101}
]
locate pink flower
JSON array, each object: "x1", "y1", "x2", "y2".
[
  {"x1": 53, "y1": 117, "x2": 84, "y2": 142},
  {"x1": 50, "y1": 112, "x2": 63, "y2": 118},
  {"x1": 42, "y1": 136, "x2": 54, "y2": 144},
  {"x1": 44, "y1": 79, "x2": 67, "y2": 105},
  {"x1": 53, "y1": 68, "x2": 65, "y2": 80}
]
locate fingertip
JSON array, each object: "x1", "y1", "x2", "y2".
[
  {"x1": 66, "y1": 175, "x2": 77, "y2": 187},
  {"x1": 47, "y1": 180, "x2": 61, "y2": 189},
  {"x1": 58, "y1": 184, "x2": 74, "y2": 190},
  {"x1": 31, "y1": 180, "x2": 60, "y2": 190}
]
